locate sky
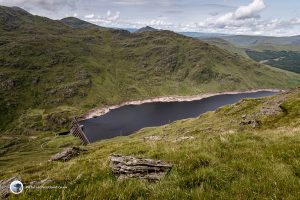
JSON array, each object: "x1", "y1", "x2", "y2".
[{"x1": 0, "y1": 0, "x2": 300, "y2": 36}]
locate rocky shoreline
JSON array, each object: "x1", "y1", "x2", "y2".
[{"x1": 81, "y1": 89, "x2": 284, "y2": 120}]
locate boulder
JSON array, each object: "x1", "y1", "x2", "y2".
[
  {"x1": 49, "y1": 147, "x2": 81, "y2": 161},
  {"x1": 0, "y1": 177, "x2": 21, "y2": 199},
  {"x1": 109, "y1": 154, "x2": 173, "y2": 181},
  {"x1": 240, "y1": 119, "x2": 261, "y2": 128}
]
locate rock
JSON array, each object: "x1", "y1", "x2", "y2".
[
  {"x1": 240, "y1": 119, "x2": 261, "y2": 128},
  {"x1": 29, "y1": 179, "x2": 54, "y2": 186},
  {"x1": 46, "y1": 114, "x2": 68, "y2": 125},
  {"x1": 258, "y1": 97, "x2": 285, "y2": 116},
  {"x1": 76, "y1": 70, "x2": 89, "y2": 80},
  {"x1": 1, "y1": 79, "x2": 15, "y2": 90},
  {"x1": 0, "y1": 177, "x2": 21, "y2": 199},
  {"x1": 31, "y1": 76, "x2": 40, "y2": 85},
  {"x1": 142, "y1": 135, "x2": 166, "y2": 142},
  {"x1": 49, "y1": 147, "x2": 81, "y2": 161},
  {"x1": 142, "y1": 135, "x2": 195, "y2": 143},
  {"x1": 173, "y1": 136, "x2": 195, "y2": 142},
  {"x1": 109, "y1": 154, "x2": 173, "y2": 181}
]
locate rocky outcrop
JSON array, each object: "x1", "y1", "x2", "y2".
[
  {"x1": 0, "y1": 177, "x2": 21, "y2": 199},
  {"x1": 142, "y1": 135, "x2": 195, "y2": 143},
  {"x1": 1, "y1": 79, "x2": 15, "y2": 90},
  {"x1": 240, "y1": 119, "x2": 261, "y2": 128},
  {"x1": 259, "y1": 97, "x2": 285, "y2": 116},
  {"x1": 29, "y1": 179, "x2": 54, "y2": 186},
  {"x1": 49, "y1": 147, "x2": 81, "y2": 161},
  {"x1": 142, "y1": 135, "x2": 167, "y2": 142},
  {"x1": 109, "y1": 154, "x2": 173, "y2": 181},
  {"x1": 239, "y1": 95, "x2": 285, "y2": 128}
]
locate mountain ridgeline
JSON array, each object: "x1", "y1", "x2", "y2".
[
  {"x1": 0, "y1": 5, "x2": 300, "y2": 133},
  {"x1": 197, "y1": 35, "x2": 300, "y2": 74}
]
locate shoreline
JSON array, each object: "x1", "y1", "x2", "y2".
[{"x1": 81, "y1": 89, "x2": 285, "y2": 120}]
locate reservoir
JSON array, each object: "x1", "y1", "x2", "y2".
[{"x1": 79, "y1": 91, "x2": 277, "y2": 143}]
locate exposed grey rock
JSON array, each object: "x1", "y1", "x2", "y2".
[
  {"x1": 240, "y1": 119, "x2": 261, "y2": 128},
  {"x1": 31, "y1": 76, "x2": 40, "y2": 85},
  {"x1": 29, "y1": 179, "x2": 54, "y2": 186},
  {"x1": 49, "y1": 147, "x2": 81, "y2": 161},
  {"x1": 142, "y1": 135, "x2": 166, "y2": 142},
  {"x1": 46, "y1": 114, "x2": 68, "y2": 125},
  {"x1": 258, "y1": 97, "x2": 285, "y2": 116},
  {"x1": 142, "y1": 135, "x2": 195, "y2": 143},
  {"x1": 0, "y1": 177, "x2": 21, "y2": 199},
  {"x1": 110, "y1": 154, "x2": 172, "y2": 181},
  {"x1": 173, "y1": 136, "x2": 195, "y2": 142},
  {"x1": 1, "y1": 79, "x2": 15, "y2": 90}
]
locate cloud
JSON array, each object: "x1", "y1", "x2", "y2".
[
  {"x1": 0, "y1": 0, "x2": 78, "y2": 10},
  {"x1": 112, "y1": 0, "x2": 146, "y2": 5},
  {"x1": 84, "y1": 13, "x2": 94, "y2": 19},
  {"x1": 217, "y1": 0, "x2": 266, "y2": 23},
  {"x1": 86, "y1": 10, "x2": 122, "y2": 27}
]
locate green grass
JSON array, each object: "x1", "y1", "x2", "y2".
[{"x1": 1, "y1": 88, "x2": 300, "y2": 199}]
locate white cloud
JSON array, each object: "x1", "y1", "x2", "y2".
[
  {"x1": 86, "y1": 10, "x2": 122, "y2": 27},
  {"x1": 84, "y1": 13, "x2": 94, "y2": 19},
  {"x1": 0, "y1": 0, "x2": 78, "y2": 10},
  {"x1": 217, "y1": 0, "x2": 266, "y2": 23}
]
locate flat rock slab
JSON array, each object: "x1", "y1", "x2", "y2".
[
  {"x1": 110, "y1": 155, "x2": 173, "y2": 181},
  {"x1": 0, "y1": 177, "x2": 20, "y2": 199},
  {"x1": 49, "y1": 147, "x2": 81, "y2": 161}
]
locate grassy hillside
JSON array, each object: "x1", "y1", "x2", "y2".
[
  {"x1": 0, "y1": 5, "x2": 300, "y2": 134},
  {"x1": 1, "y1": 88, "x2": 299, "y2": 199},
  {"x1": 201, "y1": 37, "x2": 300, "y2": 74},
  {"x1": 247, "y1": 50, "x2": 300, "y2": 73},
  {"x1": 220, "y1": 35, "x2": 300, "y2": 46},
  {"x1": 200, "y1": 38, "x2": 250, "y2": 58}
]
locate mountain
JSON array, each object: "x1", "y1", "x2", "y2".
[
  {"x1": 180, "y1": 32, "x2": 230, "y2": 38},
  {"x1": 0, "y1": 5, "x2": 299, "y2": 133},
  {"x1": 200, "y1": 37, "x2": 250, "y2": 58},
  {"x1": 60, "y1": 17, "x2": 104, "y2": 29},
  {"x1": 198, "y1": 35, "x2": 300, "y2": 73},
  {"x1": 220, "y1": 35, "x2": 300, "y2": 46},
  {"x1": 135, "y1": 26, "x2": 158, "y2": 33}
]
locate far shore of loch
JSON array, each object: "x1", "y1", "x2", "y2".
[{"x1": 81, "y1": 89, "x2": 285, "y2": 120}]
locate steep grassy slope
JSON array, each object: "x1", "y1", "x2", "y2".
[
  {"x1": 0, "y1": 5, "x2": 300, "y2": 134},
  {"x1": 1, "y1": 88, "x2": 299, "y2": 199},
  {"x1": 60, "y1": 17, "x2": 105, "y2": 29},
  {"x1": 202, "y1": 37, "x2": 300, "y2": 74},
  {"x1": 200, "y1": 38, "x2": 250, "y2": 58}
]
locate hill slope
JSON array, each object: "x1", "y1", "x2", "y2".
[
  {"x1": 0, "y1": 6, "x2": 300, "y2": 133},
  {"x1": 220, "y1": 35, "x2": 300, "y2": 46},
  {"x1": 200, "y1": 36, "x2": 300, "y2": 73},
  {"x1": 135, "y1": 26, "x2": 158, "y2": 33},
  {"x1": 1, "y1": 88, "x2": 299, "y2": 199},
  {"x1": 60, "y1": 17, "x2": 105, "y2": 29}
]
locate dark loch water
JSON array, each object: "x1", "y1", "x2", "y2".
[{"x1": 79, "y1": 91, "x2": 277, "y2": 143}]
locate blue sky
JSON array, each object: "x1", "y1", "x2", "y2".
[{"x1": 0, "y1": 0, "x2": 299, "y2": 36}]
